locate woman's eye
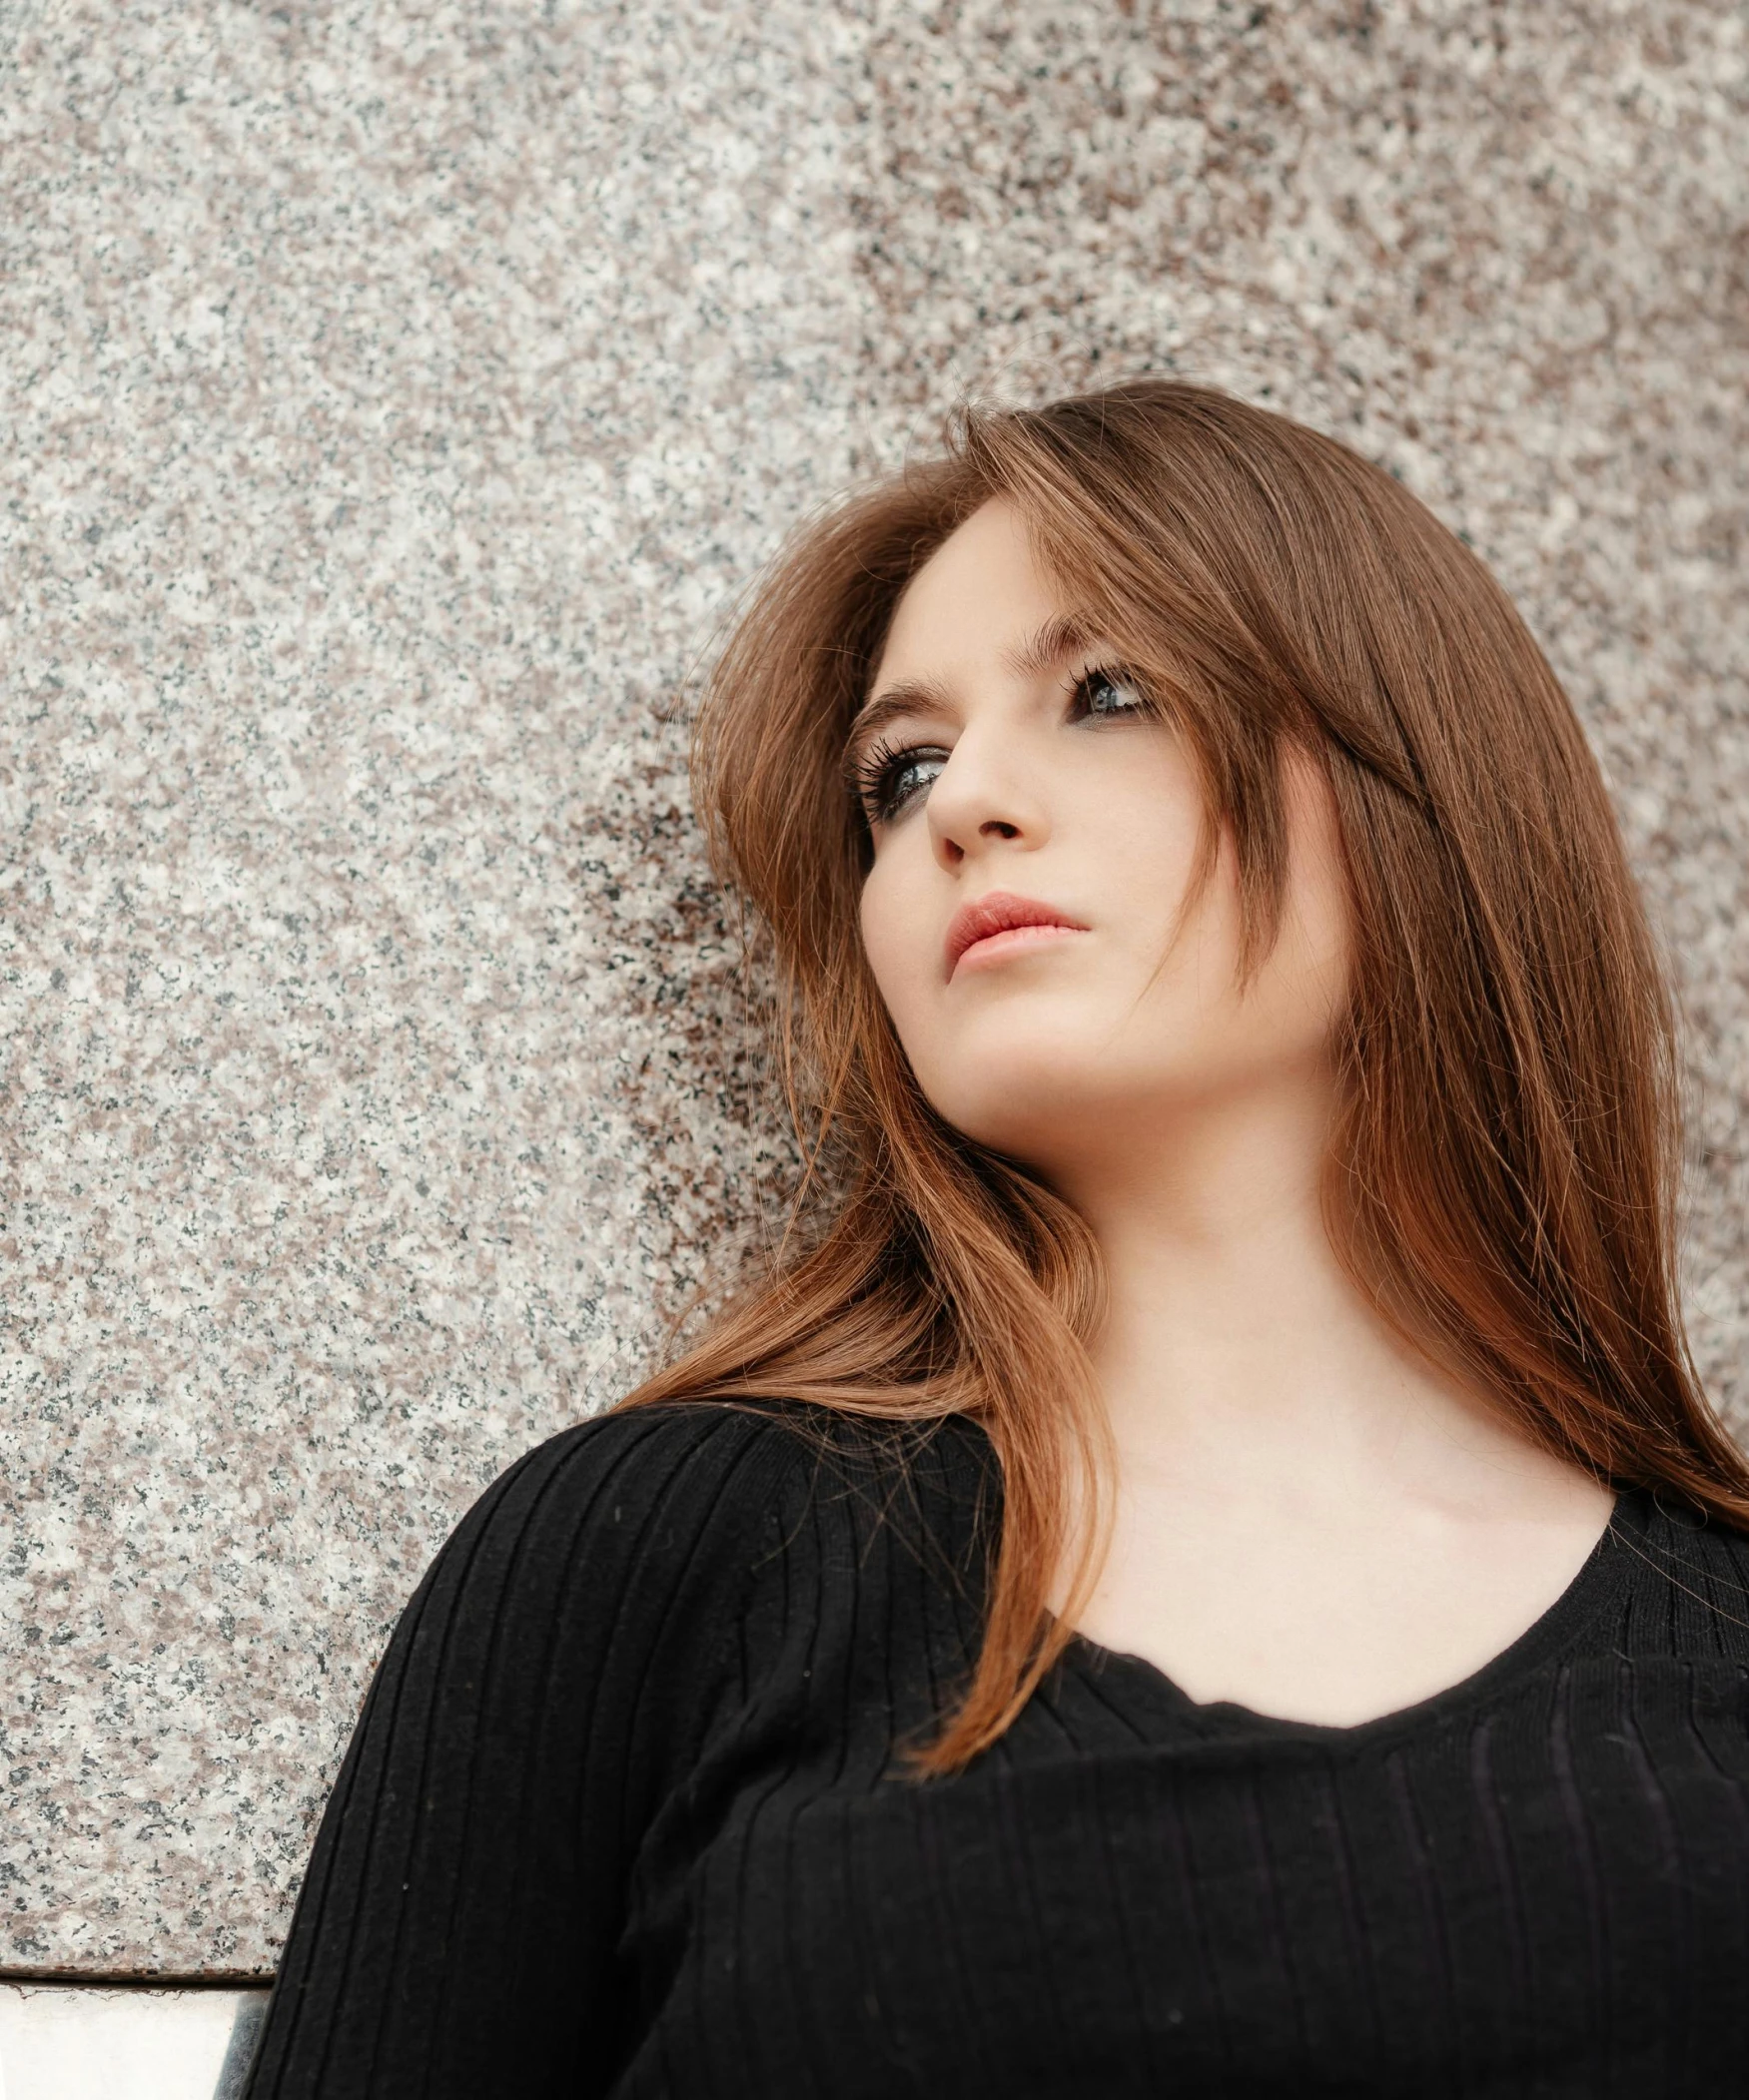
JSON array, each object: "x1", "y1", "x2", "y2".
[
  {"x1": 858, "y1": 744, "x2": 949, "y2": 825},
  {"x1": 1072, "y1": 665, "x2": 1150, "y2": 720}
]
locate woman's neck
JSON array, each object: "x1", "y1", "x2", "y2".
[{"x1": 1055, "y1": 1066, "x2": 1568, "y2": 1514}]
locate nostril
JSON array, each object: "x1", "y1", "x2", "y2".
[{"x1": 980, "y1": 820, "x2": 1020, "y2": 841}]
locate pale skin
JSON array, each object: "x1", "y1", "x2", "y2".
[{"x1": 853, "y1": 496, "x2": 1616, "y2": 1729}]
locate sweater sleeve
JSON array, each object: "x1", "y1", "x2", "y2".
[{"x1": 243, "y1": 1401, "x2": 792, "y2": 2099}]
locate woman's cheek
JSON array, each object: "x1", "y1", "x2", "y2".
[{"x1": 859, "y1": 864, "x2": 936, "y2": 1054}]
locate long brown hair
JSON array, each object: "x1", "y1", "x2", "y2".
[{"x1": 618, "y1": 378, "x2": 1749, "y2": 1773}]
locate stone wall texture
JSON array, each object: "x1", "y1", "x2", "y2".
[{"x1": 3, "y1": 0, "x2": 1745, "y2": 1977}]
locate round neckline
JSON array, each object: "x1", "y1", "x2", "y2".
[{"x1": 1060, "y1": 1487, "x2": 1646, "y2": 1749}]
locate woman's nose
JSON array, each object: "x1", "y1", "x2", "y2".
[{"x1": 926, "y1": 732, "x2": 1051, "y2": 871}]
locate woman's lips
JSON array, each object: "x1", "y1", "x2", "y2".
[{"x1": 944, "y1": 891, "x2": 1091, "y2": 979}]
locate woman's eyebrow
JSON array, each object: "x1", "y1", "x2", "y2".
[
  {"x1": 1001, "y1": 611, "x2": 1100, "y2": 679},
  {"x1": 844, "y1": 679, "x2": 954, "y2": 754}
]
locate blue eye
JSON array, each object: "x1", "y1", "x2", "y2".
[
  {"x1": 1073, "y1": 665, "x2": 1150, "y2": 719},
  {"x1": 854, "y1": 740, "x2": 949, "y2": 826}
]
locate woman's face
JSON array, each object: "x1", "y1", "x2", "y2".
[{"x1": 853, "y1": 498, "x2": 1352, "y2": 1187}]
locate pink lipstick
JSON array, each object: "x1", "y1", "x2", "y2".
[{"x1": 944, "y1": 891, "x2": 1090, "y2": 979}]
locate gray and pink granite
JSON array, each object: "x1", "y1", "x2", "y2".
[{"x1": 3, "y1": 0, "x2": 1745, "y2": 1976}]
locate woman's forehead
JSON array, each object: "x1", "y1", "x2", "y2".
[{"x1": 872, "y1": 502, "x2": 1075, "y2": 687}]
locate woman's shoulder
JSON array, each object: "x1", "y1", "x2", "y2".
[
  {"x1": 441, "y1": 1397, "x2": 999, "y2": 1620},
  {"x1": 495, "y1": 1394, "x2": 818, "y2": 1515},
  {"x1": 496, "y1": 1394, "x2": 996, "y2": 1509},
  {"x1": 1619, "y1": 1484, "x2": 1749, "y2": 1659}
]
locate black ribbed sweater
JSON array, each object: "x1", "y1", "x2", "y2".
[{"x1": 245, "y1": 1400, "x2": 1749, "y2": 2098}]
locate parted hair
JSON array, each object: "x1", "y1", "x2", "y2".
[{"x1": 617, "y1": 379, "x2": 1749, "y2": 1772}]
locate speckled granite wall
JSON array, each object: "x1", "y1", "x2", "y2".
[{"x1": 3, "y1": 0, "x2": 1744, "y2": 1978}]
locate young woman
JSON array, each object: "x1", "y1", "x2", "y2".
[{"x1": 245, "y1": 381, "x2": 1749, "y2": 2097}]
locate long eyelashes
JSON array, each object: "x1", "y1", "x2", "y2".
[
  {"x1": 1069, "y1": 665, "x2": 1152, "y2": 724},
  {"x1": 849, "y1": 734, "x2": 953, "y2": 827},
  {"x1": 847, "y1": 663, "x2": 1153, "y2": 828}
]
